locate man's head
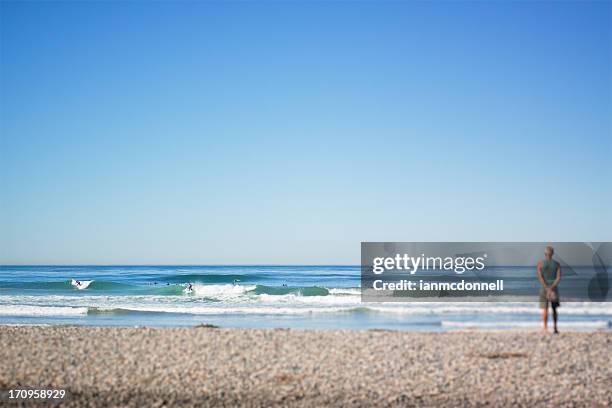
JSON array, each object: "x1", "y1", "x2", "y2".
[{"x1": 545, "y1": 246, "x2": 554, "y2": 260}]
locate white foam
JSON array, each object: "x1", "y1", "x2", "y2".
[
  {"x1": 441, "y1": 320, "x2": 609, "y2": 330},
  {"x1": 95, "y1": 305, "x2": 360, "y2": 315},
  {"x1": 328, "y1": 288, "x2": 361, "y2": 295},
  {"x1": 189, "y1": 284, "x2": 256, "y2": 300},
  {"x1": 367, "y1": 302, "x2": 612, "y2": 316},
  {"x1": 256, "y1": 293, "x2": 361, "y2": 305},
  {"x1": 2, "y1": 293, "x2": 612, "y2": 320},
  {"x1": 0, "y1": 305, "x2": 88, "y2": 316}
]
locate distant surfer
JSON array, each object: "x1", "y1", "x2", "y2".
[
  {"x1": 187, "y1": 283, "x2": 193, "y2": 292},
  {"x1": 71, "y1": 279, "x2": 93, "y2": 289},
  {"x1": 537, "y1": 246, "x2": 561, "y2": 334},
  {"x1": 233, "y1": 279, "x2": 240, "y2": 286}
]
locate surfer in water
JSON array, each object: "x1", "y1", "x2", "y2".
[
  {"x1": 187, "y1": 283, "x2": 193, "y2": 292},
  {"x1": 233, "y1": 279, "x2": 240, "y2": 286},
  {"x1": 537, "y1": 246, "x2": 561, "y2": 334},
  {"x1": 75, "y1": 280, "x2": 82, "y2": 287}
]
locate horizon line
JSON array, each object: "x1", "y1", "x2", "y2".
[{"x1": 0, "y1": 264, "x2": 361, "y2": 267}]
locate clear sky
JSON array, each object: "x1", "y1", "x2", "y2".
[{"x1": 1, "y1": 1, "x2": 610, "y2": 264}]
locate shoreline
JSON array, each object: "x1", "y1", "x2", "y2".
[
  {"x1": 1, "y1": 326, "x2": 611, "y2": 407},
  {"x1": 0, "y1": 322, "x2": 610, "y2": 332}
]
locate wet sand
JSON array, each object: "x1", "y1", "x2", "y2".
[{"x1": 1, "y1": 326, "x2": 610, "y2": 407}]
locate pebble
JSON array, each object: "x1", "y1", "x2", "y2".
[{"x1": 0, "y1": 326, "x2": 610, "y2": 407}]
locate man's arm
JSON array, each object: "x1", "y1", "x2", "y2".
[
  {"x1": 537, "y1": 261, "x2": 548, "y2": 289},
  {"x1": 551, "y1": 263, "x2": 561, "y2": 290}
]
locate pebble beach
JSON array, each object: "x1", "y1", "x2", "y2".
[{"x1": 1, "y1": 326, "x2": 610, "y2": 407}]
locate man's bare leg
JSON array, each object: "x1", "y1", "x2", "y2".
[
  {"x1": 552, "y1": 306, "x2": 558, "y2": 334},
  {"x1": 542, "y1": 307, "x2": 548, "y2": 334}
]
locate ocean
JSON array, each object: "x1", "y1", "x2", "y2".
[{"x1": 0, "y1": 265, "x2": 610, "y2": 331}]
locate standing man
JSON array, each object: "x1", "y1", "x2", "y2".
[{"x1": 537, "y1": 246, "x2": 561, "y2": 334}]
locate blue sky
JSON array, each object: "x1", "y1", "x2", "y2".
[{"x1": 1, "y1": 1, "x2": 610, "y2": 264}]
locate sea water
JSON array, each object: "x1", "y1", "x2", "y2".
[{"x1": 0, "y1": 265, "x2": 610, "y2": 331}]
